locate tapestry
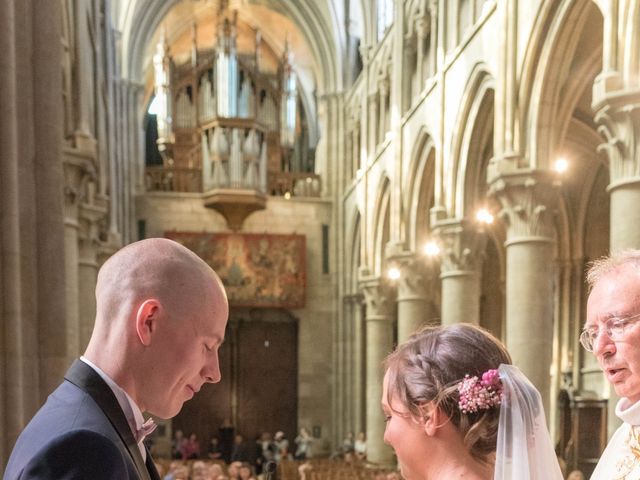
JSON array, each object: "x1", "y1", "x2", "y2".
[{"x1": 166, "y1": 231, "x2": 306, "y2": 308}]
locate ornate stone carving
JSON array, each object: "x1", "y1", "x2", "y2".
[
  {"x1": 433, "y1": 219, "x2": 487, "y2": 274},
  {"x1": 386, "y1": 246, "x2": 437, "y2": 301},
  {"x1": 359, "y1": 275, "x2": 395, "y2": 320},
  {"x1": 593, "y1": 100, "x2": 640, "y2": 185},
  {"x1": 488, "y1": 170, "x2": 558, "y2": 241}
]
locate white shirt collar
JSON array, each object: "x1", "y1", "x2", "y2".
[
  {"x1": 79, "y1": 356, "x2": 148, "y2": 460},
  {"x1": 616, "y1": 396, "x2": 640, "y2": 426}
]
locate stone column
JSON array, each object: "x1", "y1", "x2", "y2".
[
  {"x1": 434, "y1": 219, "x2": 486, "y2": 326},
  {"x1": 488, "y1": 170, "x2": 558, "y2": 414},
  {"x1": 387, "y1": 247, "x2": 437, "y2": 342},
  {"x1": 78, "y1": 195, "x2": 108, "y2": 348},
  {"x1": 360, "y1": 275, "x2": 395, "y2": 465},
  {"x1": 343, "y1": 293, "x2": 365, "y2": 441},
  {"x1": 0, "y1": 0, "x2": 65, "y2": 465},
  {"x1": 592, "y1": 7, "x2": 640, "y2": 431},
  {"x1": 62, "y1": 153, "x2": 85, "y2": 361},
  {"x1": 593, "y1": 96, "x2": 640, "y2": 250},
  {"x1": 415, "y1": 18, "x2": 429, "y2": 86},
  {"x1": 378, "y1": 79, "x2": 390, "y2": 142}
]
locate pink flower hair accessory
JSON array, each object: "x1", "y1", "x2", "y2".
[{"x1": 457, "y1": 368, "x2": 503, "y2": 414}]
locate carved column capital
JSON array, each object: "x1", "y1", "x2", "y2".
[
  {"x1": 386, "y1": 246, "x2": 437, "y2": 301},
  {"x1": 433, "y1": 219, "x2": 487, "y2": 274},
  {"x1": 359, "y1": 44, "x2": 372, "y2": 67},
  {"x1": 63, "y1": 148, "x2": 97, "y2": 219},
  {"x1": 359, "y1": 274, "x2": 395, "y2": 320},
  {"x1": 343, "y1": 292, "x2": 364, "y2": 307},
  {"x1": 593, "y1": 97, "x2": 640, "y2": 188},
  {"x1": 488, "y1": 169, "x2": 559, "y2": 242}
]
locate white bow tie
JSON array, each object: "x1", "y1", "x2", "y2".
[{"x1": 135, "y1": 418, "x2": 157, "y2": 444}]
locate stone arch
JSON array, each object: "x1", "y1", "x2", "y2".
[
  {"x1": 371, "y1": 176, "x2": 391, "y2": 276},
  {"x1": 346, "y1": 208, "x2": 362, "y2": 293},
  {"x1": 448, "y1": 63, "x2": 495, "y2": 219},
  {"x1": 405, "y1": 128, "x2": 436, "y2": 252},
  {"x1": 522, "y1": 0, "x2": 603, "y2": 169},
  {"x1": 117, "y1": 0, "x2": 341, "y2": 95}
]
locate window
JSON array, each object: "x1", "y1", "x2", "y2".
[{"x1": 376, "y1": 0, "x2": 394, "y2": 41}]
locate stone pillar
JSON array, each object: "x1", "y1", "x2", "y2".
[
  {"x1": 343, "y1": 293, "x2": 365, "y2": 441},
  {"x1": 593, "y1": 98, "x2": 640, "y2": 250},
  {"x1": 415, "y1": 18, "x2": 429, "y2": 85},
  {"x1": 434, "y1": 219, "x2": 486, "y2": 326},
  {"x1": 78, "y1": 196, "x2": 108, "y2": 348},
  {"x1": 63, "y1": 154, "x2": 84, "y2": 361},
  {"x1": 378, "y1": 79, "x2": 390, "y2": 142},
  {"x1": 387, "y1": 247, "x2": 437, "y2": 342},
  {"x1": 360, "y1": 275, "x2": 394, "y2": 465},
  {"x1": 488, "y1": 170, "x2": 558, "y2": 414},
  {"x1": 592, "y1": 6, "x2": 640, "y2": 431},
  {"x1": 0, "y1": 0, "x2": 65, "y2": 466}
]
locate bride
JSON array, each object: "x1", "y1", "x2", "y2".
[{"x1": 382, "y1": 323, "x2": 563, "y2": 480}]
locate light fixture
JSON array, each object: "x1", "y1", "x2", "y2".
[
  {"x1": 554, "y1": 158, "x2": 569, "y2": 174},
  {"x1": 423, "y1": 241, "x2": 440, "y2": 257},
  {"x1": 475, "y1": 208, "x2": 494, "y2": 225},
  {"x1": 284, "y1": 192, "x2": 291, "y2": 200},
  {"x1": 387, "y1": 266, "x2": 401, "y2": 280}
]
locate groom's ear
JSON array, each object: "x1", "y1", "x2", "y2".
[{"x1": 135, "y1": 299, "x2": 161, "y2": 346}]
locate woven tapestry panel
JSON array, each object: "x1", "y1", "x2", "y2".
[{"x1": 166, "y1": 231, "x2": 306, "y2": 308}]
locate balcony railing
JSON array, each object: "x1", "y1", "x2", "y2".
[
  {"x1": 146, "y1": 165, "x2": 321, "y2": 198},
  {"x1": 268, "y1": 171, "x2": 322, "y2": 197},
  {"x1": 145, "y1": 167, "x2": 202, "y2": 193}
]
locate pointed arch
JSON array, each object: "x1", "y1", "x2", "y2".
[
  {"x1": 405, "y1": 128, "x2": 436, "y2": 251},
  {"x1": 347, "y1": 210, "x2": 362, "y2": 293},
  {"x1": 371, "y1": 176, "x2": 391, "y2": 276},
  {"x1": 522, "y1": 0, "x2": 603, "y2": 168},
  {"x1": 448, "y1": 63, "x2": 495, "y2": 219}
]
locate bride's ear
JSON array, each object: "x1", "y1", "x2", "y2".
[{"x1": 422, "y1": 403, "x2": 447, "y2": 436}]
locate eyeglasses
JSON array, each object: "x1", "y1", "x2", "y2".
[{"x1": 580, "y1": 311, "x2": 640, "y2": 352}]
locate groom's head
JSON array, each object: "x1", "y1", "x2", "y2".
[{"x1": 88, "y1": 238, "x2": 229, "y2": 417}]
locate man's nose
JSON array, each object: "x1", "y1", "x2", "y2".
[
  {"x1": 593, "y1": 329, "x2": 616, "y2": 358},
  {"x1": 203, "y1": 354, "x2": 222, "y2": 383}
]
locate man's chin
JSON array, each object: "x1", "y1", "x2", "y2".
[{"x1": 147, "y1": 404, "x2": 183, "y2": 420}]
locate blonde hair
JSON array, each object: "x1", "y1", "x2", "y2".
[{"x1": 384, "y1": 323, "x2": 511, "y2": 462}]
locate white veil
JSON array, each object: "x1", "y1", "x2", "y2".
[{"x1": 494, "y1": 364, "x2": 563, "y2": 480}]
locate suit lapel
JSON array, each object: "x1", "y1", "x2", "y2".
[
  {"x1": 65, "y1": 359, "x2": 151, "y2": 480},
  {"x1": 145, "y1": 446, "x2": 161, "y2": 480}
]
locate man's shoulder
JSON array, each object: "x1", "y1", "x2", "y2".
[
  {"x1": 4, "y1": 380, "x2": 130, "y2": 479},
  {"x1": 4, "y1": 429, "x2": 131, "y2": 480}
]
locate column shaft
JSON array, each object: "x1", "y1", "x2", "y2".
[
  {"x1": 360, "y1": 277, "x2": 394, "y2": 465},
  {"x1": 609, "y1": 181, "x2": 640, "y2": 250},
  {"x1": 365, "y1": 317, "x2": 394, "y2": 464},
  {"x1": 504, "y1": 239, "x2": 554, "y2": 413},
  {"x1": 397, "y1": 297, "x2": 429, "y2": 342},
  {"x1": 441, "y1": 271, "x2": 480, "y2": 326}
]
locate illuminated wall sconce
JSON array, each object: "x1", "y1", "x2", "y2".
[
  {"x1": 387, "y1": 266, "x2": 401, "y2": 280},
  {"x1": 423, "y1": 241, "x2": 440, "y2": 257},
  {"x1": 475, "y1": 208, "x2": 494, "y2": 225},
  {"x1": 554, "y1": 158, "x2": 569, "y2": 174},
  {"x1": 284, "y1": 191, "x2": 291, "y2": 200}
]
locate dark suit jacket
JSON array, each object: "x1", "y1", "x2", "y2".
[{"x1": 3, "y1": 360, "x2": 161, "y2": 480}]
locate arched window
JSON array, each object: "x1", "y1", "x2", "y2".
[{"x1": 376, "y1": 0, "x2": 394, "y2": 41}]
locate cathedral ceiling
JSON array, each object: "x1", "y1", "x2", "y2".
[{"x1": 113, "y1": 0, "x2": 346, "y2": 94}]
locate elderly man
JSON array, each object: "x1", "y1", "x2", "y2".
[
  {"x1": 4, "y1": 238, "x2": 229, "y2": 479},
  {"x1": 583, "y1": 251, "x2": 640, "y2": 479}
]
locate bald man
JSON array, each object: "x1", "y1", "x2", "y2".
[{"x1": 4, "y1": 238, "x2": 229, "y2": 480}]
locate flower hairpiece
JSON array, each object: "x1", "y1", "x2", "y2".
[{"x1": 457, "y1": 368, "x2": 503, "y2": 414}]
